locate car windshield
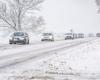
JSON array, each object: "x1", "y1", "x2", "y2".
[{"x1": 14, "y1": 32, "x2": 24, "y2": 36}]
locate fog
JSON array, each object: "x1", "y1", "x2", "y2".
[{"x1": 41, "y1": 0, "x2": 100, "y2": 33}]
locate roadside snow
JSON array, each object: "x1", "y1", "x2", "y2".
[{"x1": 0, "y1": 38, "x2": 100, "y2": 80}]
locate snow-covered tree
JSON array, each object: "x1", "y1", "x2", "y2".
[
  {"x1": 0, "y1": 0, "x2": 44, "y2": 31},
  {"x1": 22, "y1": 16, "x2": 45, "y2": 33}
]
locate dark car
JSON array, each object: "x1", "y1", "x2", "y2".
[
  {"x1": 9, "y1": 32, "x2": 29, "y2": 44},
  {"x1": 41, "y1": 33, "x2": 54, "y2": 41}
]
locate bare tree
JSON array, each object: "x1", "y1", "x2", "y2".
[
  {"x1": 22, "y1": 16, "x2": 45, "y2": 33},
  {"x1": 0, "y1": 0, "x2": 44, "y2": 31},
  {"x1": 31, "y1": 16, "x2": 45, "y2": 32}
]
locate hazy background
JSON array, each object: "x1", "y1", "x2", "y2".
[{"x1": 40, "y1": 0, "x2": 100, "y2": 33}]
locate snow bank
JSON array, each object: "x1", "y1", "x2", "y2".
[{"x1": 0, "y1": 38, "x2": 100, "y2": 80}]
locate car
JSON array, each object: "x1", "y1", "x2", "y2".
[
  {"x1": 73, "y1": 33, "x2": 78, "y2": 39},
  {"x1": 96, "y1": 33, "x2": 100, "y2": 37},
  {"x1": 65, "y1": 33, "x2": 74, "y2": 40},
  {"x1": 41, "y1": 33, "x2": 54, "y2": 41},
  {"x1": 9, "y1": 31, "x2": 29, "y2": 44},
  {"x1": 77, "y1": 33, "x2": 84, "y2": 38},
  {"x1": 88, "y1": 33, "x2": 95, "y2": 37}
]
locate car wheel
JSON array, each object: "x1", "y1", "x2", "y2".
[
  {"x1": 9, "y1": 42, "x2": 12, "y2": 44},
  {"x1": 51, "y1": 39, "x2": 54, "y2": 41},
  {"x1": 24, "y1": 39, "x2": 28, "y2": 44},
  {"x1": 27, "y1": 40, "x2": 29, "y2": 44},
  {"x1": 23, "y1": 41, "x2": 26, "y2": 44}
]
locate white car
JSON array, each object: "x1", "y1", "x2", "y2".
[
  {"x1": 41, "y1": 33, "x2": 54, "y2": 41},
  {"x1": 65, "y1": 33, "x2": 74, "y2": 40}
]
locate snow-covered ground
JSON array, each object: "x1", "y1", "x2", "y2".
[{"x1": 0, "y1": 37, "x2": 100, "y2": 80}]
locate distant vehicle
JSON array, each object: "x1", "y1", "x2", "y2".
[
  {"x1": 9, "y1": 32, "x2": 29, "y2": 44},
  {"x1": 96, "y1": 33, "x2": 100, "y2": 37},
  {"x1": 73, "y1": 33, "x2": 78, "y2": 39},
  {"x1": 65, "y1": 33, "x2": 74, "y2": 40},
  {"x1": 77, "y1": 33, "x2": 84, "y2": 38},
  {"x1": 88, "y1": 33, "x2": 95, "y2": 37},
  {"x1": 41, "y1": 33, "x2": 54, "y2": 41}
]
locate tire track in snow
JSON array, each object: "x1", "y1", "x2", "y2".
[
  {"x1": 0, "y1": 38, "x2": 97, "y2": 70},
  {"x1": 0, "y1": 39, "x2": 84, "y2": 60}
]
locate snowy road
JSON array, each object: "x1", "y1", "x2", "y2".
[
  {"x1": 0, "y1": 38, "x2": 100, "y2": 80},
  {"x1": 0, "y1": 38, "x2": 95, "y2": 70}
]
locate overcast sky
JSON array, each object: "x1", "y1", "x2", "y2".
[{"x1": 40, "y1": 0, "x2": 100, "y2": 33}]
